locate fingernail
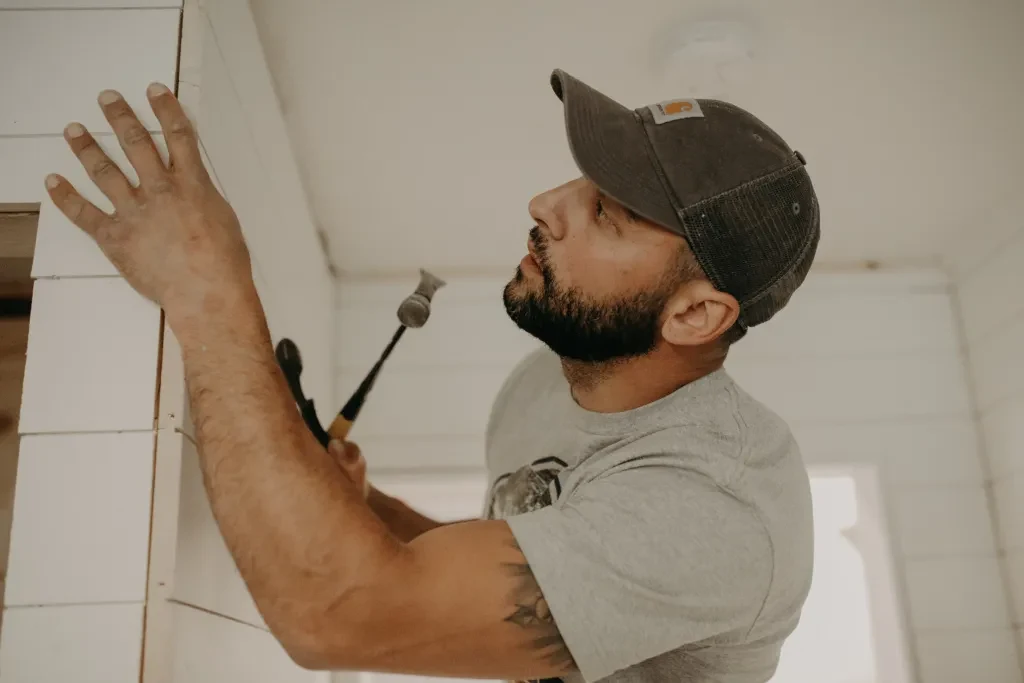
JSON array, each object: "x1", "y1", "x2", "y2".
[
  {"x1": 327, "y1": 440, "x2": 343, "y2": 456},
  {"x1": 98, "y1": 89, "x2": 121, "y2": 105},
  {"x1": 147, "y1": 82, "x2": 171, "y2": 97},
  {"x1": 45, "y1": 174, "x2": 60, "y2": 189},
  {"x1": 65, "y1": 122, "x2": 86, "y2": 138}
]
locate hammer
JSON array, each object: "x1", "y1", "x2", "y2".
[{"x1": 275, "y1": 268, "x2": 446, "y2": 448}]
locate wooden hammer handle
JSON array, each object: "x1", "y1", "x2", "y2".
[{"x1": 327, "y1": 415, "x2": 353, "y2": 442}]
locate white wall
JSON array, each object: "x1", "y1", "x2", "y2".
[
  {"x1": 947, "y1": 193, "x2": 1024, "y2": 675},
  {"x1": 0, "y1": 2, "x2": 334, "y2": 680},
  {"x1": 0, "y1": 4, "x2": 181, "y2": 680},
  {"x1": 336, "y1": 268, "x2": 1021, "y2": 683}
]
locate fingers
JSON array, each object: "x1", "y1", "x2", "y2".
[
  {"x1": 145, "y1": 82, "x2": 207, "y2": 180},
  {"x1": 44, "y1": 173, "x2": 112, "y2": 239},
  {"x1": 97, "y1": 89, "x2": 169, "y2": 188},
  {"x1": 63, "y1": 122, "x2": 135, "y2": 206}
]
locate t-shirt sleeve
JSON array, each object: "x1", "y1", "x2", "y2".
[{"x1": 504, "y1": 465, "x2": 773, "y2": 682}]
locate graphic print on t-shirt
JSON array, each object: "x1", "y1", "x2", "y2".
[
  {"x1": 485, "y1": 456, "x2": 571, "y2": 683},
  {"x1": 485, "y1": 456, "x2": 568, "y2": 520}
]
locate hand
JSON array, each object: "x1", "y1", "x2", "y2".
[
  {"x1": 328, "y1": 439, "x2": 370, "y2": 500},
  {"x1": 45, "y1": 84, "x2": 254, "y2": 326}
]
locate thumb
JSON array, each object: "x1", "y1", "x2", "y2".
[{"x1": 328, "y1": 439, "x2": 360, "y2": 465}]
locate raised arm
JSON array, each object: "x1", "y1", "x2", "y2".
[{"x1": 44, "y1": 85, "x2": 576, "y2": 679}]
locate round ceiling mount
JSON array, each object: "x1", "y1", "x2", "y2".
[
  {"x1": 666, "y1": 19, "x2": 753, "y2": 64},
  {"x1": 653, "y1": 18, "x2": 757, "y2": 97}
]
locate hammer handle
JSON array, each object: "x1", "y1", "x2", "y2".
[
  {"x1": 328, "y1": 325, "x2": 406, "y2": 442},
  {"x1": 327, "y1": 415, "x2": 353, "y2": 441}
]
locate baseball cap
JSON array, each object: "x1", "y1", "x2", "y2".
[{"x1": 549, "y1": 68, "x2": 820, "y2": 339}]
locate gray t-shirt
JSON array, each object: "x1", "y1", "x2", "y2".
[{"x1": 482, "y1": 347, "x2": 814, "y2": 683}]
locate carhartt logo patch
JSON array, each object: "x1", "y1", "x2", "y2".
[{"x1": 648, "y1": 99, "x2": 704, "y2": 124}]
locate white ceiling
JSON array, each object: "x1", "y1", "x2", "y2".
[{"x1": 250, "y1": 0, "x2": 1024, "y2": 277}]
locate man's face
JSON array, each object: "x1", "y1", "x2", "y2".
[{"x1": 503, "y1": 177, "x2": 688, "y2": 363}]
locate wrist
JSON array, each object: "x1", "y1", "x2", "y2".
[{"x1": 166, "y1": 279, "x2": 266, "y2": 350}]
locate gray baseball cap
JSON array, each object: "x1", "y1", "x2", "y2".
[{"x1": 550, "y1": 68, "x2": 820, "y2": 339}]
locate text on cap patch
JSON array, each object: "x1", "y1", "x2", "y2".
[{"x1": 648, "y1": 99, "x2": 704, "y2": 125}]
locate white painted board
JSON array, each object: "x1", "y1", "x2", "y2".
[
  {"x1": 18, "y1": 277, "x2": 161, "y2": 434},
  {"x1": 903, "y1": 556, "x2": 1012, "y2": 630},
  {"x1": 0, "y1": 8, "x2": 180, "y2": 135},
  {"x1": 891, "y1": 485, "x2": 998, "y2": 559},
  {"x1": 5, "y1": 432, "x2": 155, "y2": 605},
  {"x1": 0, "y1": 0, "x2": 179, "y2": 6},
  {"x1": 170, "y1": 603, "x2": 324, "y2": 683},
  {"x1": 173, "y1": 432, "x2": 264, "y2": 628},
  {"x1": 916, "y1": 630, "x2": 1023, "y2": 683},
  {"x1": 0, "y1": 603, "x2": 145, "y2": 683}
]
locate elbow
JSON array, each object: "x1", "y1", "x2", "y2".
[
  {"x1": 261, "y1": 541, "x2": 411, "y2": 671},
  {"x1": 272, "y1": 616, "x2": 356, "y2": 672},
  {"x1": 264, "y1": 587, "x2": 381, "y2": 672},
  {"x1": 279, "y1": 637, "x2": 332, "y2": 672},
  {"x1": 283, "y1": 639, "x2": 348, "y2": 672}
]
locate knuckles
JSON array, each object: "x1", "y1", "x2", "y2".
[
  {"x1": 122, "y1": 125, "x2": 152, "y2": 147},
  {"x1": 90, "y1": 158, "x2": 119, "y2": 177},
  {"x1": 168, "y1": 118, "x2": 193, "y2": 139},
  {"x1": 145, "y1": 177, "x2": 175, "y2": 196},
  {"x1": 65, "y1": 197, "x2": 86, "y2": 221}
]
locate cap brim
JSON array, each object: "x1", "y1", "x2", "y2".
[{"x1": 550, "y1": 69, "x2": 681, "y2": 234}]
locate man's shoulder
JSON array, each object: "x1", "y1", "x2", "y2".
[
  {"x1": 604, "y1": 371, "x2": 803, "y2": 502},
  {"x1": 640, "y1": 369, "x2": 794, "y2": 452}
]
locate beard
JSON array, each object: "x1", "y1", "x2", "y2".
[{"x1": 502, "y1": 227, "x2": 679, "y2": 364}]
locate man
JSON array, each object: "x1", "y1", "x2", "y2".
[{"x1": 48, "y1": 69, "x2": 817, "y2": 682}]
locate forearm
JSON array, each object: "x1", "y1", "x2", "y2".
[
  {"x1": 367, "y1": 486, "x2": 450, "y2": 542},
  {"x1": 168, "y1": 283, "x2": 402, "y2": 634}
]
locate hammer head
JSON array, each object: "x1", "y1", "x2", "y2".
[{"x1": 397, "y1": 269, "x2": 446, "y2": 328}]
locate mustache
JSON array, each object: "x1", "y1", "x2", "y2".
[
  {"x1": 529, "y1": 225, "x2": 548, "y2": 262},
  {"x1": 527, "y1": 225, "x2": 556, "y2": 291}
]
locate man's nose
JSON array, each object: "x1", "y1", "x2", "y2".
[{"x1": 528, "y1": 184, "x2": 571, "y2": 241}]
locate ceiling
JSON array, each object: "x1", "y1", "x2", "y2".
[{"x1": 250, "y1": 0, "x2": 1024, "y2": 277}]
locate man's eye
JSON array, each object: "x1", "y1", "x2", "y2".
[{"x1": 596, "y1": 198, "x2": 605, "y2": 218}]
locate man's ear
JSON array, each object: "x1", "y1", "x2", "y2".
[{"x1": 661, "y1": 280, "x2": 740, "y2": 347}]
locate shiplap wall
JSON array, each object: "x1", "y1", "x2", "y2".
[
  {"x1": 335, "y1": 268, "x2": 1020, "y2": 683},
  {"x1": 0, "y1": 2, "x2": 333, "y2": 681},
  {"x1": 0, "y1": 5, "x2": 181, "y2": 680},
  {"x1": 947, "y1": 193, "x2": 1024, "y2": 676}
]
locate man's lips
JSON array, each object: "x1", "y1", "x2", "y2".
[
  {"x1": 521, "y1": 241, "x2": 541, "y2": 273},
  {"x1": 527, "y1": 241, "x2": 540, "y2": 265}
]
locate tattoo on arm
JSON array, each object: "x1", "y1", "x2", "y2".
[{"x1": 502, "y1": 538, "x2": 576, "y2": 671}]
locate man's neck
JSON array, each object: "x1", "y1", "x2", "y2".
[{"x1": 561, "y1": 347, "x2": 725, "y2": 414}]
